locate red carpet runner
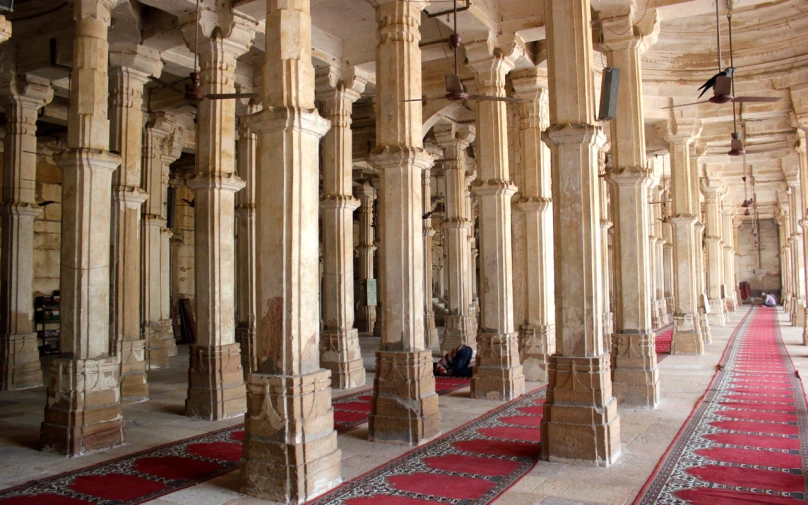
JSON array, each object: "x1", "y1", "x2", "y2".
[
  {"x1": 635, "y1": 307, "x2": 808, "y2": 504},
  {"x1": 307, "y1": 387, "x2": 546, "y2": 505},
  {"x1": 0, "y1": 377, "x2": 470, "y2": 505},
  {"x1": 655, "y1": 323, "x2": 673, "y2": 360}
]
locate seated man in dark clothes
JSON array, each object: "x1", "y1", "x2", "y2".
[{"x1": 433, "y1": 345, "x2": 473, "y2": 377}]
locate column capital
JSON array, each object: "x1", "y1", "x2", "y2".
[
  {"x1": 180, "y1": 8, "x2": 257, "y2": 59},
  {"x1": 433, "y1": 123, "x2": 476, "y2": 152},
  {"x1": 511, "y1": 67, "x2": 549, "y2": 99},
  {"x1": 354, "y1": 181, "x2": 376, "y2": 201},
  {"x1": 72, "y1": 0, "x2": 118, "y2": 23},
  {"x1": 315, "y1": 66, "x2": 368, "y2": 105},
  {"x1": 109, "y1": 43, "x2": 163, "y2": 82},
  {"x1": 465, "y1": 38, "x2": 523, "y2": 93},
  {"x1": 0, "y1": 74, "x2": 54, "y2": 112},
  {"x1": 661, "y1": 118, "x2": 702, "y2": 145},
  {"x1": 598, "y1": 8, "x2": 660, "y2": 55},
  {"x1": 146, "y1": 112, "x2": 185, "y2": 162}
]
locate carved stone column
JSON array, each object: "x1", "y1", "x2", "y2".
[
  {"x1": 355, "y1": 182, "x2": 377, "y2": 333},
  {"x1": 722, "y1": 206, "x2": 737, "y2": 312},
  {"x1": 0, "y1": 74, "x2": 52, "y2": 391},
  {"x1": 142, "y1": 114, "x2": 182, "y2": 369},
  {"x1": 541, "y1": 0, "x2": 620, "y2": 465},
  {"x1": 692, "y1": 153, "x2": 712, "y2": 344},
  {"x1": 239, "y1": 1, "x2": 341, "y2": 501},
  {"x1": 661, "y1": 119, "x2": 704, "y2": 355},
  {"x1": 181, "y1": 12, "x2": 255, "y2": 420},
  {"x1": 434, "y1": 124, "x2": 477, "y2": 353},
  {"x1": 41, "y1": 0, "x2": 124, "y2": 456},
  {"x1": 316, "y1": 69, "x2": 366, "y2": 389},
  {"x1": 663, "y1": 181, "x2": 675, "y2": 316},
  {"x1": 785, "y1": 170, "x2": 806, "y2": 327},
  {"x1": 466, "y1": 42, "x2": 525, "y2": 401},
  {"x1": 511, "y1": 69, "x2": 555, "y2": 382},
  {"x1": 600, "y1": 150, "x2": 614, "y2": 339},
  {"x1": 108, "y1": 45, "x2": 162, "y2": 403},
  {"x1": 236, "y1": 106, "x2": 259, "y2": 374},
  {"x1": 779, "y1": 204, "x2": 793, "y2": 316},
  {"x1": 701, "y1": 174, "x2": 727, "y2": 326},
  {"x1": 796, "y1": 128, "x2": 808, "y2": 342}
]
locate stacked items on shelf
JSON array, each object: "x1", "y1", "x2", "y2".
[{"x1": 35, "y1": 291, "x2": 60, "y2": 356}]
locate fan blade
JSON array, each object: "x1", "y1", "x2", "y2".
[
  {"x1": 401, "y1": 98, "x2": 426, "y2": 102},
  {"x1": 467, "y1": 95, "x2": 524, "y2": 103},
  {"x1": 732, "y1": 96, "x2": 781, "y2": 104},
  {"x1": 445, "y1": 74, "x2": 464, "y2": 94},
  {"x1": 660, "y1": 100, "x2": 711, "y2": 109},
  {"x1": 205, "y1": 92, "x2": 260, "y2": 100},
  {"x1": 461, "y1": 100, "x2": 474, "y2": 112},
  {"x1": 148, "y1": 75, "x2": 186, "y2": 95}
]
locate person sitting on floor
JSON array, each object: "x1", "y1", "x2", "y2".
[
  {"x1": 762, "y1": 292, "x2": 777, "y2": 307},
  {"x1": 434, "y1": 345, "x2": 474, "y2": 377}
]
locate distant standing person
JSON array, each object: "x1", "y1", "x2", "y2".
[
  {"x1": 434, "y1": 345, "x2": 473, "y2": 377},
  {"x1": 762, "y1": 292, "x2": 777, "y2": 308}
]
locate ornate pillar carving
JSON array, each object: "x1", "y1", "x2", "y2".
[
  {"x1": 785, "y1": 164, "x2": 807, "y2": 327},
  {"x1": 541, "y1": 0, "x2": 620, "y2": 465},
  {"x1": 423, "y1": 165, "x2": 439, "y2": 349},
  {"x1": 721, "y1": 206, "x2": 737, "y2": 312},
  {"x1": 600, "y1": 148, "x2": 614, "y2": 341},
  {"x1": 701, "y1": 173, "x2": 728, "y2": 326},
  {"x1": 795, "y1": 127, "x2": 808, "y2": 342},
  {"x1": 41, "y1": 0, "x2": 124, "y2": 456},
  {"x1": 0, "y1": 73, "x2": 52, "y2": 391},
  {"x1": 663, "y1": 179, "x2": 675, "y2": 315},
  {"x1": 240, "y1": 1, "x2": 341, "y2": 501},
  {"x1": 355, "y1": 182, "x2": 377, "y2": 333}
]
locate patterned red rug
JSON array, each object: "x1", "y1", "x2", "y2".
[
  {"x1": 655, "y1": 323, "x2": 673, "y2": 359},
  {"x1": 0, "y1": 377, "x2": 471, "y2": 505},
  {"x1": 306, "y1": 386, "x2": 546, "y2": 505},
  {"x1": 635, "y1": 307, "x2": 808, "y2": 504}
]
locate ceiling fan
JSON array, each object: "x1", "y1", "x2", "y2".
[
  {"x1": 148, "y1": 0, "x2": 258, "y2": 105},
  {"x1": 662, "y1": 2, "x2": 780, "y2": 111},
  {"x1": 403, "y1": 0, "x2": 523, "y2": 106}
]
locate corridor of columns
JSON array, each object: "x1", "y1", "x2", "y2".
[{"x1": 0, "y1": 0, "x2": 806, "y2": 504}]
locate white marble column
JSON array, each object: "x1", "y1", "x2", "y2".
[
  {"x1": 41, "y1": 0, "x2": 124, "y2": 456},
  {"x1": 541, "y1": 0, "x2": 620, "y2": 465},
  {"x1": 465, "y1": 41, "x2": 525, "y2": 401},
  {"x1": 0, "y1": 74, "x2": 52, "y2": 391},
  {"x1": 108, "y1": 45, "x2": 162, "y2": 404},
  {"x1": 181, "y1": 13, "x2": 255, "y2": 420},
  {"x1": 355, "y1": 182, "x2": 377, "y2": 333},
  {"x1": 701, "y1": 174, "x2": 727, "y2": 326},
  {"x1": 511, "y1": 69, "x2": 555, "y2": 382},
  {"x1": 316, "y1": 69, "x2": 366, "y2": 390},
  {"x1": 240, "y1": 1, "x2": 341, "y2": 501}
]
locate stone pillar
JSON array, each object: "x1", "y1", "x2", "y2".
[
  {"x1": 423, "y1": 167, "x2": 439, "y2": 349},
  {"x1": 779, "y1": 205, "x2": 793, "y2": 315},
  {"x1": 701, "y1": 175, "x2": 727, "y2": 326},
  {"x1": 511, "y1": 70, "x2": 555, "y2": 382},
  {"x1": 692, "y1": 161, "x2": 712, "y2": 345},
  {"x1": 0, "y1": 16, "x2": 9, "y2": 45},
  {"x1": 365, "y1": 0, "x2": 440, "y2": 445},
  {"x1": 600, "y1": 9, "x2": 660, "y2": 409},
  {"x1": 108, "y1": 45, "x2": 162, "y2": 403},
  {"x1": 786, "y1": 169, "x2": 807, "y2": 327},
  {"x1": 465, "y1": 42, "x2": 525, "y2": 401},
  {"x1": 599, "y1": 150, "x2": 614, "y2": 339},
  {"x1": 142, "y1": 114, "x2": 181, "y2": 369},
  {"x1": 355, "y1": 182, "x2": 377, "y2": 333},
  {"x1": 434, "y1": 124, "x2": 477, "y2": 353},
  {"x1": 0, "y1": 74, "x2": 52, "y2": 391},
  {"x1": 239, "y1": 1, "x2": 341, "y2": 501},
  {"x1": 796, "y1": 128, "x2": 808, "y2": 342},
  {"x1": 722, "y1": 206, "x2": 737, "y2": 312},
  {"x1": 541, "y1": 0, "x2": 620, "y2": 466},
  {"x1": 661, "y1": 119, "x2": 704, "y2": 355},
  {"x1": 236, "y1": 106, "x2": 259, "y2": 374},
  {"x1": 181, "y1": 12, "x2": 255, "y2": 420},
  {"x1": 41, "y1": 0, "x2": 125, "y2": 457},
  {"x1": 316, "y1": 69, "x2": 366, "y2": 390},
  {"x1": 663, "y1": 182, "x2": 675, "y2": 316}
]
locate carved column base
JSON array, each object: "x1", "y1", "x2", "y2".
[
  {"x1": 236, "y1": 325, "x2": 259, "y2": 374},
  {"x1": 611, "y1": 332, "x2": 660, "y2": 409},
  {"x1": 425, "y1": 310, "x2": 439, "y2": 349},
  {"x1": 118, "y1": 339, "x2": 148, "y2": 404},
  {"x1": 442, "y1": 314, "x2": 477, "y2": 354},
  {"x1": 699, "y1": 312, "x2": 712, "y2": 344},
  {"x1": 240, "y1": 369, "x2": 342, "y2": 504},
  {"x1": 356, "y1": 305, "x2": 377, "y2": 333},
  {"x1": 471, "y1": 332, "x2": 525, "y2": 401},
  {"x1": 707, "y1": 299, "x2": 727, "y2": 327},
  {"x1": 541, "y1": 354, "x2": 621, "y2": 467},
  {"x1": 368, "y1": 350, "x2": 441, "y2": 445},
  {"x1": 320, "y1": 328, "x2": 365, "y2": 390},
  {"x1": 671, "y1": 314, "x2": 704, "y2": 355},
  {"x1": 185, "y1": 343, "x2": 247, "y2": 420},
  {"x1": 40, "y1": 357, "x2": 124, "y2": 457},
  {"x1": 145, "y1": 321, "x2": 175, "y2": 370},
  {"x1": 1, "y1": 333, "x2": 42, "y2": 391},
  {"x1": 725, "y1": 291, "x2": 737, "y2": 312},
  {"x1": 519, "y1": 324, "x2": 554, "y2": 382}
]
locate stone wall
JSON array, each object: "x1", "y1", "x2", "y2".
[
  {"x1": 736, "y1": 218, "x2": 781, "y2": 296},
  {"x1": 34, "y1": 154, "x2": 62, "y2": 297}
]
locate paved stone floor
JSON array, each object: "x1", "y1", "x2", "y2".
[{"x1": 0, "y1": 306, "x2": 805, "y2": 504}]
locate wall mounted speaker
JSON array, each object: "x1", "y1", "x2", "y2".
[
  {"x1": 0, "y1": 1, "x2": 13, "y2": 13},
  {"x1": 166, "y1": 186, "x2": 176, "y2": 229},
  {"x1": 598, "y1": 67, "x2": 620, "y2": 122}
]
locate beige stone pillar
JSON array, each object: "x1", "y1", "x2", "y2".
[
  {"x1": 372, "y1": 175, "x2": 384, "y2": 338},
  {"x1": 650, "y1": 181, "x2": 668, "y2": 325},
  {"x1": 691, "y1": 152, "x2": 712, "y2": 345},
  {"x1": 661, "y1": 119, "x2": 704, "y2": 355},
  {"x1": 600, "y1": 9, "x2": 660, "y2": 408},
  {"x1": 182, "y1": 13, "x2": 255, "y2": 420},
  {"x1": 779, "y1": 202, "x2": 793, "y2": 315},
  {"x1": 41, "y1": 0, "x2": 124, "y2": 457},
  {"x1": 355, "y1": 182, "x2": 377, "y2": 333},
  {"x1": 316, "y1": 69, "x2": 366, "y2": 389},
  {"x1": 663, "y1": 182, "x2": 675, "y2": 316},
  {"x1": 465, "y1": 42, "x2": 525, "y2": 401},
  {"x1": 510, "y1": 70, "x2": 555, "y2": 382},
  {"x1": 599, "y1": 150, "x2": 614, "y2": 340},
  {"x1": 786, "y1": 168, "x2": 807, "y2": 327},
  {"x1": 796, "y1": 128, "x2": 808, "y2": 342},
  {"x1": 236, "y1": 107, "x2": 259, "y2": 374},
  {"x1": 365, "y1": 0, "x2": 440, "y2": 445},
  {"x1": 722, "y1": 206, "x2": 737, "y2": 312},
  {"x1": 240, "y1": 1, "x2": 341, "y2": 501},
  {"x1": 423, "y1": 166, "x2": 439, "y2": 349},
  {"x1": 434, "y1": 124, "x2": 477, "y2": 354},
  {"x1": 541, "y1": 0, "x2": 620, "y2": 466},
  {"x1": 108, "y1": 45, "x2": 161, "y2": 403},
  {"x1": 142, "y1": 114, "x2": 181, "y2": 369},
  {"x1": 0, "y1": 74, "x2": 52, "y2": 391},
  {"x1": 701, "y1": 174, "x2": 727, "y2": 327}
]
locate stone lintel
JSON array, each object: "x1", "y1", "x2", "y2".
[
  {"x1": 611, "y1": 332, "x2": 660, "y2": 409},
  {"x1": 320, "y1": 328, "x2": 365, "y2": 390},
  {"x1": 185, "y1": 343, "x2": 247, "y2": 420},
  {"x1": 471, "y1": 332, "x2": 526, "y2": 401},
  {"x1": 0, "y1": 332, "x2": 42, "y2": 390},
  {"x1": 541, "y1": 354, "x2": 621, "y2": 466}
]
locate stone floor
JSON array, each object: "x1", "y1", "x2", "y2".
[{"x1": 1, "y1": 306, "x2": 806, "y2": 505}]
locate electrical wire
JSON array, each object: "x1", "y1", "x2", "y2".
[{"x1": 600, "y1": 0, "x2": 651, "y2": 36}]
